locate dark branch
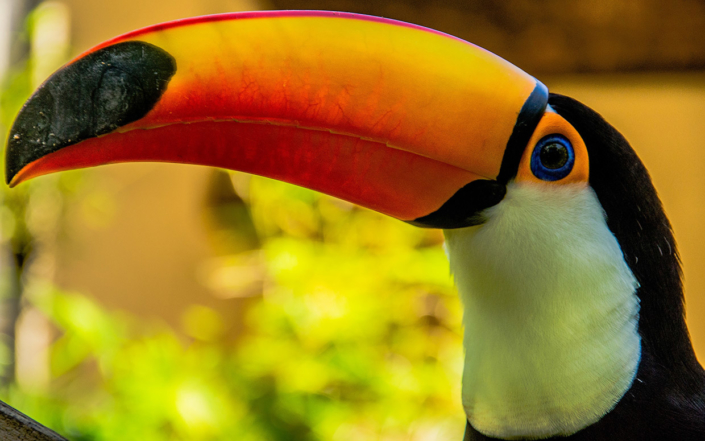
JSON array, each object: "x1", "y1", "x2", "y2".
[{"x1": 0, "y1": 399, "x2": 68, "y2": 441}]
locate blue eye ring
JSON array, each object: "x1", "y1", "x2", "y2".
[{"x1": 530, "y1": 134, "x2": 575, "y2": 181}]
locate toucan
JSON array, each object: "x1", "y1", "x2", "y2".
[{"x1": 4, "y1": 11, "x2": 705, "y2": 441}]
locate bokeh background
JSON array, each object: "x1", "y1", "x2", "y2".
[{"x1": 0, "y1": 1, "x2": 704, "y2": 440}]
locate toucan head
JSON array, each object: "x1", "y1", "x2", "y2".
[{"x1": 5, "y1": 11, "x2": 701, "y2": 440}]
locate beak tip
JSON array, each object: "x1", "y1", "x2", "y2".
[
  {"x1": 7, "y1": 169, "x2": 20, "y2": 187},
  {"x1": 5, "y1": 141, "x2": 21, "y2": 187},
  {"x1": 5, "y1": 123, "x2": 35, "y2": 186},
  {"x1": 4, "y1": 40, "x2": 177, "y2": 188}
]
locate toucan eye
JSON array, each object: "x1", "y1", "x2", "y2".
[{"x1": 530, "y1": 134, "x2": 575, "y2": 181}]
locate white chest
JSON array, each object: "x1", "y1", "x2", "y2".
[{"x1": 444, "y1": 183, "x2": 641, "y2": 440}]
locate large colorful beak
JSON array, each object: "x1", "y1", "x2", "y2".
[{"x1": 5, "y1": 11, "x2": 547, "y2": 228}]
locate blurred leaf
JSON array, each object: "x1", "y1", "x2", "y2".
[{"x1": 182, "y1": 305, "x2": 226, "y2": 341}]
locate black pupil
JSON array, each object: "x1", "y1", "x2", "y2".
[{"x1": 539, "y1": 143, "x2": 568, "y2": 169}]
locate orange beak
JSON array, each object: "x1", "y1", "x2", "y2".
[{"x1": 5, "y1": 11, "x2": 547, "y2": 228}]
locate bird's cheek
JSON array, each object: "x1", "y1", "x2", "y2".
[{"x1": 515, "y1": 111, "x2": 589, "y2": 186}]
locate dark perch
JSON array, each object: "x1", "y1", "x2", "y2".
[{"x1": 0, "y1": 399, "x2": 67, "y2": 441}]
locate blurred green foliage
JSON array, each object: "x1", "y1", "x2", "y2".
[
  {"x1": 3, "y1": 179, "x2": 466, "y2": 440},
  {"x1": 0, "y1": 3, "x2": 466, "y2": 440}
]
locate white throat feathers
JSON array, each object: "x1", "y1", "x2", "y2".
[{"x1": 444, "y1": 182, "x2": 641, "y2": 440}]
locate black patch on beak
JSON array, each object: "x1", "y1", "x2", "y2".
[
  {"x1": 407, "y1": 179, "x2": 507, "y2": 229},
  {"x1": 6, "y1": 41, "x2": 176, "y2": 183}
]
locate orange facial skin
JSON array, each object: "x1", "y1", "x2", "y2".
[
  {"x1": 8, "y1": 11, "x2": 545, "y2": 224},
  {"x1": 515, "y1": 111, "x2": 590, "y2": 186}
]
